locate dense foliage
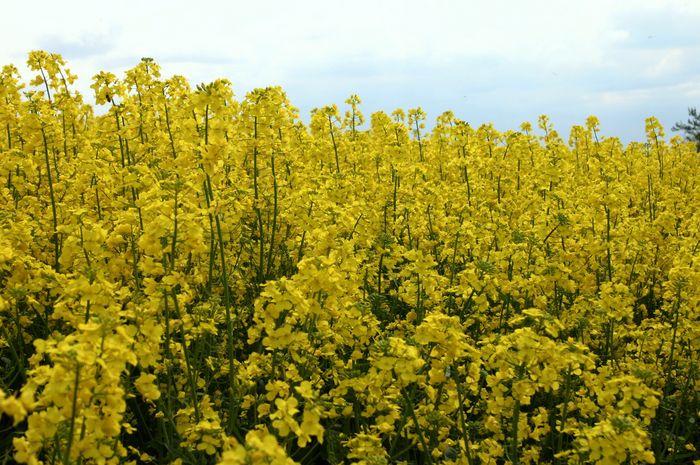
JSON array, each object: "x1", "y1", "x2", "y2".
[{"x1": 1, "y1": 51, "x2": 699, "y2": 465}]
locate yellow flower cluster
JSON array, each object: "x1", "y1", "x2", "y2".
[{"x1": 1, "y1": 52, "x2": 699, "y2": 465}]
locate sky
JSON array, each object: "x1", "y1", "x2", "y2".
[{"x1": 1, "y1": 0, "x2": 699, "y2": 143}]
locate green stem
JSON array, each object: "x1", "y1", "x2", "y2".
[
  {"x1": 41, "y1": 127, "x2": 60, "y2": 272},
  {"x1": 510, "y1": 400, "x2": 521, "y2": 465},
  {"x1": 329, "y1": 115, "x2": 340, "y2": 173},
  {"x1": 252, "y1": 116, "x2": 265, "y2": 283},
  {"x1": 556, "y1": 368, "x2": 572, "y2": 460},
  {"x1": 664, "y1": 287, "x2": 683, "y2": 396},
  {"x1": 162, "y1": 88, "x2": 177, "y2": 159},
  {"x1": 201, "y1": 107, "x2": 240, "y2": 439},
  {"x1": 414, "y1": 119, "x2": 423, "y2": 162},
  {"x1": 168, "y1": 289, "x2": 200, "y2": 422},
  {"x1": 401, "y1": 388, "x2": 433, "y2": 465},
  {"x1": 266, "y1": 152, "x2": 278, "y2": 278},
  {"x1": 38, "y1": 65, "x2": 53, "y2": 104},
  {"x1": 452, "y1": 366, "x2": 474, "y2": 465},
  {"x1": 113, "y1": 107, "x2": 126, "y2": 169},
  {"x1": 62, "y1": 363, "x2": 81, "y2": 465}
]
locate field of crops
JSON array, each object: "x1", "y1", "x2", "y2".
[{"x1": 0, "y1": 51, "x2": 698, "y2": 465}]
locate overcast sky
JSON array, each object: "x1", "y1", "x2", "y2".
[{"x1": 2, "y1": 0, "x2": 699, "y2": 142}]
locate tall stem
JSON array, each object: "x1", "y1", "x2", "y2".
[
  {"x1": 253, "y1": 116, "x2": 265, "y2": 283},
  {"x1": 62, "y1": 363, "x2": 81, "y2": 465},
  {"x1": 41, "y1": 127, "x2": 60, "y2": 272},
  {"x1": 329, "y1": 116, "x2": 340, "y2": 173}
]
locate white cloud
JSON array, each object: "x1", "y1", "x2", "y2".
[
  {"x1": 587, "y1": 80, "x2": 700, "y2": 107},
  {"x1": 610, "y1": 29, "x2": 631, "y2": 43},
  {"x1": 0, "y1": 1, "x2": 633, "y2": 66},
  {"x1": 599, "y1": 88, "x2": 656, "y2": 106},
  {"x1": 643, "y1": 48, "x2": 685, "y2": 78},
  {"x1": 1, "y1": 0, "x2": 699, "y2": 142}
]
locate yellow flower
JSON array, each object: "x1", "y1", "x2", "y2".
[
  {"x1": 297, "y1": 407, "x2": 325, "y2": 447},
  {"x1": 134, "y1": 372, "x2": 161, "y2": 402},
  {"x1": 294, "y1": 380, "x2": 315, "y2": 400},
  {"x1": 270, "y1": 396, "x2": 299, "y2": 437},
  {"x1": 0, "y1": 390, "x2": 27, "y2": 425}
]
